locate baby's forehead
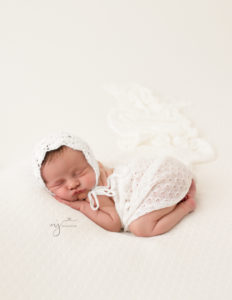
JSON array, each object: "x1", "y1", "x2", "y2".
[
  {"x1": 41, "y1": 147, "x2": 88, "y2": 181},
  {"x1": 63, "y1": 146, "x2": 86, "y2": 160},
  {"x1": 57, "y1": 147, "x2": 91, "y2": 169},
  {"x1": 42, "y1": 146, "x2": 87, "y2": 169}
]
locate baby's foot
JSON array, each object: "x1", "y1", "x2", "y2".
[
  {"x1": 188, "y1": 179, "x2": 196, "y2": 198},
  {"x1": 179, "y1": 180, "x2": 196, "y2": 203},
  {"x1": 187, "y1": 196, "x2": 196, "y2": 211},
  {"x1": 180, "y1": 196, "x2": 196, "y2": 213}
]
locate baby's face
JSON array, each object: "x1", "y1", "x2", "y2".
[{"x1": 41, "y1": 147, "x2": 96, "y2": 202}]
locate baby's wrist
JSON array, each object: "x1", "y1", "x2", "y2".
[{"x1": 76, "y1": 200, "x2": 86, "y2": 211}]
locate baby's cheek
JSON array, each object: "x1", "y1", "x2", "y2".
[
  {"x1": 90, "y1": 174, "x2": 97, "y2": 188},
  {"x1": 55, "y1": 189, "x2": 67, "y2": 199}
]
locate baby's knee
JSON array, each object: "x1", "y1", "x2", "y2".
[
  {"x1": 128, "y1": 219, "x2": 158, "y2": 237},
  {"x1": 130, "y1": 227, "x2": 150, "y2": 237},
  {"x1": 130, "y1": 226, "x2": 162, "y2": 237}
]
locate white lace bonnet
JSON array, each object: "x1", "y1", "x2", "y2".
[{"x1": 33, "y1": 132, "x2": 114, "y2": 210}]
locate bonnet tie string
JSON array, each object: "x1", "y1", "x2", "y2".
[{"x1": 88, "y1": 185, "x2": 116, "y2": 211}]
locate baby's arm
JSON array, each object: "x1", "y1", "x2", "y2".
[
  {"x1": 55, "y1": 196, "x2": 121, "y2": 232},
  {"x1": 54, "y1": 162, "x2": 120, "y2": 232},
  {"x1": 80, "y1": 198, "x2": 121, "y2": 232}
]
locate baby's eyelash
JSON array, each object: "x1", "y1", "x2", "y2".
[
  {"x1": 74, "y1": 169, "x2": 86, "y2": 176},
  {"x1": 54, "y1": 181, "x2": 64, "y2": 186},
  {"x1": 73, "y1": 171, "x2": 80, "y2": 177}
]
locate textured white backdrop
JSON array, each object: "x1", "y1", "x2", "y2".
[{"x1": 0, "y1": 1, "x2": 232, "y2": 300}]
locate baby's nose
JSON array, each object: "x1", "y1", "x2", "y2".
[{"x1": 68, "y1": 179, "x2": 80, "y2": 189}]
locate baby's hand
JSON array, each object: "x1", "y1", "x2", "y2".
[
  {"x1": 98, "y1": 161, "x2": 112, "y2": 186},
  {"x1": 54, "y1": 195, "x2": 83, "y2": 211}
]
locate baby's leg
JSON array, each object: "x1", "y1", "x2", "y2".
[
  {"x1": 129, "y1": 180, "x2": 196, "y2": 237},
  {"x1": 151, "y1": 196, "x2": 196, "y2": 236},
  {"x1": 129, "y1": 205, "x2": 177, "y2": 236}
]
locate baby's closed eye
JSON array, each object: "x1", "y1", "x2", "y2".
[
  {"x1": 78, "y1": 168, "x2": 90, "y2": 177},
  {"x1": 73, "y1": 168, "x2": 86, "y2": 176},
  {"x1": 50, "y1": 180, "x2": 65, "y2": 188}
]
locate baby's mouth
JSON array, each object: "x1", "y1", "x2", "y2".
[
  {"x1": 73, "y1": 190, "x2": 87, "y2": 200},
  {"x1": 73, "y1": 189, "x2": 84, "y2": 195}
]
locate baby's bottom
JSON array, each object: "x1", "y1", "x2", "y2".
[{"x1": 128, "y1": 179, "x2": 196, "y2": 237}]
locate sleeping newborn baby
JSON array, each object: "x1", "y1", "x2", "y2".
[{"x1": 34, "y1": 132, "x2": 196, "y2": 237}]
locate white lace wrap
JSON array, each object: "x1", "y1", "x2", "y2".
[
  {"x1": 107, "y1": 155, "x2": 193, "y2": 232},
  {"x1": 33, "y1": 132, "x2": 114, "y2": 210}
]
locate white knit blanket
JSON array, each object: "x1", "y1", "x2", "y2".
[
  {"x1": 0, "y1": 85, "x2": 231, "y2": 300},
  {"x1": 0, "y1": 157, "x2": 231, "y2": 300}
]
